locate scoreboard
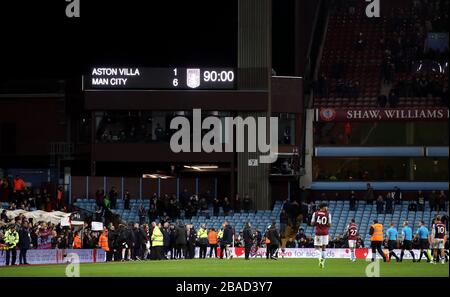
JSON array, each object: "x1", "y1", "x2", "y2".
[{"x1": 83, "y1": 67, "x2": 236, "y2": 90}]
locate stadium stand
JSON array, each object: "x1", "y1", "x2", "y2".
[{"x1": 314, "y1": 0, "x2": 449, "y2": 108}]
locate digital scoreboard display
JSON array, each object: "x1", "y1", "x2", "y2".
[{"x1": 83, "y1": 67, "x2": 236, "y2": 90}]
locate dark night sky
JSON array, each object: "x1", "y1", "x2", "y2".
[{"x1": 0, "y1": 0, "x2": 239, "y2": 81}]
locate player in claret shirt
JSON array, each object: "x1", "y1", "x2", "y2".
[
  {"x1": 431, "y1": 216, "x2": 447, "y2": 264},
  {"x1": 311, "y1": 203, "x2": 332, "y2": 268},
  {"x1": 345, "y1": 219, "x2": 358, "y2": 262}
]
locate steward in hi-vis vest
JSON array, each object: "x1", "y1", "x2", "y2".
[{"x1": 369, "y1": 220, "x2": 386, "y2": 262}]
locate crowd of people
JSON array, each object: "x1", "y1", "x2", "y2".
[
  {"x1": 381, "y1": 0, "x2": 449, "y2": 107},
  {"x1": 92, "y1": 187, "x2": 254, "y2": 225},
  {"x1": 315, "y1": 0, "x2": 449, "y2": 107},
  {"x1": 0, "y1": 214, "x2": 281, "y2": 264},
  {"x1": 0, "y1": 176, "x2": 65, "y2": 212}
]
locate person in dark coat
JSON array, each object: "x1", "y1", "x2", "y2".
[
  {"x1": 243, "y1": 222, "x2": 254, "y2": 260},
  {"x1": 213, "y1": 198, "x2": 220, "y2": 216},
  {"x1": 132, "y1": 223, "x2": 145, "y2": 260},
  {"x1": 18, "y1": 221, "x2": 31, "y2": 265},
  {"x1": 221, "y1": 221, "x2": 234, "y2": 259},
  {"x1": 175, "y1": 221, "x2": 187, "y2": 259},
  {"x1": 109, "y1": 186, "x2": 118, "y2": 209},
  {"x1": 169, "y1": 224, "x2": 177, "y2": 259},
  {"x1": 186, "y1": 225, "x2": 197, "y2": 259},
  {"x1": 118, "y1": 225, "x2": 130, "y2": 261},
  {"x1": 162, "y1": 222, "x2": 171, "y2": 259},
  {"x1": 124, "y1": 190, "x2": 131, "y2": 210},
  {"x1": 267, "y1": 222, "x2": 280, "y2": 260},
  {"x1": 107, "y1": 224, "x2": 118, "y2": 261}
]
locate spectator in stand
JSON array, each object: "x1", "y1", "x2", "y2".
[
  {"x1": 285, "y1": 238, "x2": 296, "y2": 248},
  {"x1": 222, "y1": 197, "x2": 232, "y2": 216},
  {"x1": 138, "y1": 204, "x2": 146, "y2": 225},
  {"x1": 56, "y1": 186, "x2": 63, "y2": 210},
  {"x1": 438, "y1": 191, "x2": 447, "y2": 211},
  {"x1": 109, "y1": 186, "x2": 118, "y2": 209},
  {"x1": 408, "y1": 199, "x2": 417, "y2": 212},
  {"x1": 95, "y1": 189, "x2": 105, "y2": 207},
  {"x1": 429, "y1": 190, "x2": 437, "y2": 211},
  {"x1": 295, "y1": 227, "x2": 307, "y2": 247},
  {"x1": 243, "y1": 194, "x2": 253, "y2": 213},
  {"x1": 393, "y1": 187, "x2": 402, "y2": 205},
  {"x1": 147, "y1": 204, "x2": 157, "y2": 222},
  {"x1": 44, "y1": 194, "x2": 52, "y2": 212},
  {"x1": 376, "y1": 195, "x2": 384, "y2": 214},
  {"x1": 417, "y1": 190, "x2": 426, "y2": 211},
  {"x1": 385, "y1": 192, "x2": 394, "y2": 214},
  {"x1": 212, "y1": 198, "x2": 220, "y2": 216},
  {"x1": 13, "y1": 176, "x2": 26, "y2": 197},
  {"x1": 365, "y1": 183, "x2": 375, "y2": 205},
  {"x1": 103, "y1": 194, "x2": 110, "y2": 210},
  {"x1": 349, "y1": 191, "x2": 357, "y2": 211},
  {"x1": 180, "y1": 188, "x2": 189, "y2": 208},
  {"x1": 1, "y1": 210, "x2": 9, "y2": 223},
  {"x1": 199, "y1": 198, "x2": 209, "y2": 217},
  {"x1": 184, "y1": 202, "x2": 195, "y2": 219},
  {"x1": 123, "y1": 190, "x2": 131, "y2": 210},
  {"x1": 233, "y1": 194, "x2": 242, "y2": 213},
  {"x1": 73, "y1": 231, "x2": 82, "y2": 249}
]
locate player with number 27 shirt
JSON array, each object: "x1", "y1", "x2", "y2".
[{"x1": 311, "y1": 203, "x2": 332, "y2": 268}]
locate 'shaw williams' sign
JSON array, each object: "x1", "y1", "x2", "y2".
[{"x1": 315, "y1": 108, "x2": 449, "y2": 122}]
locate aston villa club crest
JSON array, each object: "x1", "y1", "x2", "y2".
[
  {"x1": 319, "y1": 108, "x2": 336, "y2": 121},
  {"x1": 186, "y1": 68, "x2": 201, "y2": 88}
]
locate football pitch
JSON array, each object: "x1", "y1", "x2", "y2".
[{"x1": 0, "y1": 259, "x2": 448, "y2": 277}]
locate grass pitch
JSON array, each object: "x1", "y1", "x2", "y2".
[{"x1": 0, "y1": 259, "x2": 448, "y2": 277}]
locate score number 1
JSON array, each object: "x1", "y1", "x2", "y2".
[{"x1": 172, "y1": 68, "x2": 179, "y2": 87}]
